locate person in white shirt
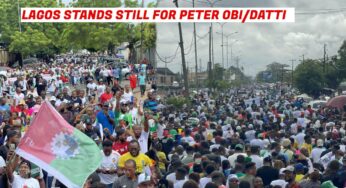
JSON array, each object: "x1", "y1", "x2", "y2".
[
  {"x1": 200, "y1": 164, "x2": 216, "y2": 188},
  {"x1": 87, "y1": 79, "x2": 97, "y2": 95},
  {"x1": 97, "y1": 140, "x2": 120, "y2": 187},
  {"x1": 249, "y1": 145, "x2": 263, "y2": 169},
  {"x1": 311, "y1": 139, "x2": 326, "y2": 163},
  {"x1": 7, "y1": 159, "x2": 40, "y2": 188},
  {"x1": 122, "y1": 85, "x2": 133, "y2": 103},
  {"x1": 127, "y1": 121, "x2": 149, "y2": 154},
  {"x1": 13, "y1": 87, "x2": 25, "y2": 106},
  {"x1": 228, "y1": 144, "x2": 246, "y2": 168},
  {"x1": 294, "y1": 128, "x2": 306, "y2": 148},
  {"x1": 96, "y1": 80, "x2": 106, "y2": 98},
  {"x1": 173, "y1": 167, "x2": 188, "y2": 188}
]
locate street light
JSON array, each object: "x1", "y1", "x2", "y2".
[
  {"x1": 223, "y1": 32, "x2": 238, "y2": 68},
  {"x1": 205, "y1": 0, "x2": 222, "y2": 69},
  {"x1": 216, "y1": 23, "x2": 226, "y2": 68}
]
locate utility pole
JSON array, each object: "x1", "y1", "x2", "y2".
[
  {"x1": 165, "y1": 57, "x2": 167, "y2": 86},
  {"x1": 140, "y1": 0, "x2": 144, "y2": 64},
  {"x1": 173, "y1": 0, "x2": 189, "y2": 96},
  {"x1": 208, "y1": 26, "x2": 212, "y2": 89},
  {"x1": 323, "y1": 44, "x2": 326, "y2": 75},
  {"x1": 193, "y1": 0, "x2": 198, "y2": 90},
  {"x1": 206, "y1": 0, "x2": 221, "y2": 69},
  {"x1": 323, "y1": 44, "x2": 327, "y2": 88},
  {"x1": 217, "y1": 23, "x2": 226, "y2": 68},
  {"x1": 290, "y1": 59, "x2": 295, "y2": 88}
]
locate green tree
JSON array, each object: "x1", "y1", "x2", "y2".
[
  {"x1": 9, "y1": 27, "x2": 52, "y2": 57},
  {"x1": 294, "y1": 59, "x2": 323, "y2": 97},
  {"x1": 256, "y1": 62, "x2": 291, "y2": 83}
]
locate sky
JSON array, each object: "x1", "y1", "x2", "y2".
[{"x1": 155, "y1": 0, "x2": 346, "y2": 76}]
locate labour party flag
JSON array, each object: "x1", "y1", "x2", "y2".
[{"x1": 16, "y1": 102, "x2": 102, "y2": 188}]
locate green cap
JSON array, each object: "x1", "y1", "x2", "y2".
[
  {"x1": 235, "y1": 144, "x2": 244, "y2": 150},
  {"x1": 321, "y1": 181, "x2": 337, "y2": 188}
]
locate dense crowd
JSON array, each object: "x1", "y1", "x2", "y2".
[{"x1": 0, "y1": 57, "x2": 346, "y2": 188}]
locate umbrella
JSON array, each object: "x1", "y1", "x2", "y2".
[{"x1": 326, "y1": 95, "x2": 346, "y2": 109}]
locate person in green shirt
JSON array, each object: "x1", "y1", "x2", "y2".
[{"x1": 114, "y1": 92, "x2": 133, "y2": 128}]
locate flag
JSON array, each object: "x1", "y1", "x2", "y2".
[{"x1": 16, "y1": 102, "x2": 102, "y2": 188}]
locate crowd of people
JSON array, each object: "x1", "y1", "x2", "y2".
[{"x1": 0, "y1": 57, "x2": 345, "y2": 188}]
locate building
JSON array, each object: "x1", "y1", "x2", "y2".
[
  {"x1": 156, "y1": 67, "x2": 177, "y2": 86},
  {"x1": 188, "y1": 71, "x2": 209, "y2": 84}
]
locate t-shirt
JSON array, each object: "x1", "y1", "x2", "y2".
[
  {"x1": 98, "y1": 151, "x2": 120, "y2": 185},
  {"x1": 127, "y1": 131, "x2": 149, "y2": 154},
  {"x1": 96, "y1": 111, "x2": 115, "y2": 133},
  {"x1": 138, "y1": 75, "x2": 146, "y2": 85},
  {"x1": 118, "y1": 153, "x2": 153, "y2": 173},
  {"x1": 13, "y1": 93, "x2": 25, "y2": 106},
  {"x1": 100, "y1": 93, "x2": 113, "y2": 103},
  {"x1": 112, "y1": 141, "x2": 129, "y2": 155},
  {"x1": 12, "y1": 174, "x2": 40, "y2": 188}
]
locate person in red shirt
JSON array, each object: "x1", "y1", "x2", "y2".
[
  {"x1": 112, "y1": 129, "x2": 129, "y2": 155},
  {"x1": 129, "y1": 72, "x2": 137, "y2": 91},
  {"x1": 100, "y1": 87, "x2": 113, "y2": 104}
]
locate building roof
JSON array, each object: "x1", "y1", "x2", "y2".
[{"x1": 156, "y1": 67, "x2": 176, "y2": 76}]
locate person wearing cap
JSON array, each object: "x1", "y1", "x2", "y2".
[
  {"x1": 311, "y1": 139, "x2": 326, "y2": 163},
  {"x1": 256, "y1": 156, "x2": 279, "y2": 187},
  {"x1": 226, "y1": 174, "x2": 239, "y2": 188},
  {"x1": 239, "y1": 162, "x2": 256, "y2": 188},
  {"x1": 283, "y1": 165, "x2": 298, "y2": 188},
  {"x1": 137, "y1": 172, "x2": 155, "y2": 188},
  {"x1": 294, "y1": 163, "x2": 305, "y2": 182},
  {"x1": 6, "y1": 156, "x2": 40, "y2": 188},
  {"x1": 96, "y1": 102, "x2": 115, "y2": 136},
  {"x1": 281, "y1": 138, "x2": 294, "y2": 162},
  {"x1": 228, "y1": 144, "x2": 246, "y2": 168}
]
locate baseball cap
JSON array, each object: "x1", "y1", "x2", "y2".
[
  {"x1": 283, "y1": 166, "x2": 295, "y2": 173},
  {"x1": 321, "y1": 180, "x2": 337, "y2": 188},
  {"x1": 294, "y1": 163, "x2": 304, "y2": 172},
  {"x1": 235, "y1": 144, "x2": 244, "y2": 150},
  {"x1": 317, "y1": 139, "x2": 324, "y2": 147},
  {"x1": 50, "y1": 96, "x2": 57, "y2": 101},
  {"x1": 270, "y1": 180, "x2": 288, "y2": 188}
]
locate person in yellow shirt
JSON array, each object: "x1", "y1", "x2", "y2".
[
  {"x1": 118, "y1": 140, "x2": 153, "y2": 174},
  {"x1": 294, "y1": 163, "x2": 305, "y2": 182},
  {"x1": 301, "y1": 135, "x2": 312, "y2": 155}
]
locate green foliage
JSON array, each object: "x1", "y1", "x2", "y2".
[
  {"x1": 256, "y1": 62, "x2": 291, "y2": 83},
  {"x1": 0, "y1": 0, "x2": 157, "y2": 59},
  {"x1": 9, "y1": 27, "x2": 52, "y2": 57},
  {"x1": 166, "y1": 96, "x2": 190, "y2": 109},
  {"x1": 294, "y1": 59, "x2": 323, "y2": 97}
]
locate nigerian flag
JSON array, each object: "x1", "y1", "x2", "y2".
[{"x1": 16, "y1": 102, "x2": 102, "y2": 188}]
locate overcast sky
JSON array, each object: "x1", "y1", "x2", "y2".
[{"x1": 156, "y1": 0, "x2": 346, "y2": 76}]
